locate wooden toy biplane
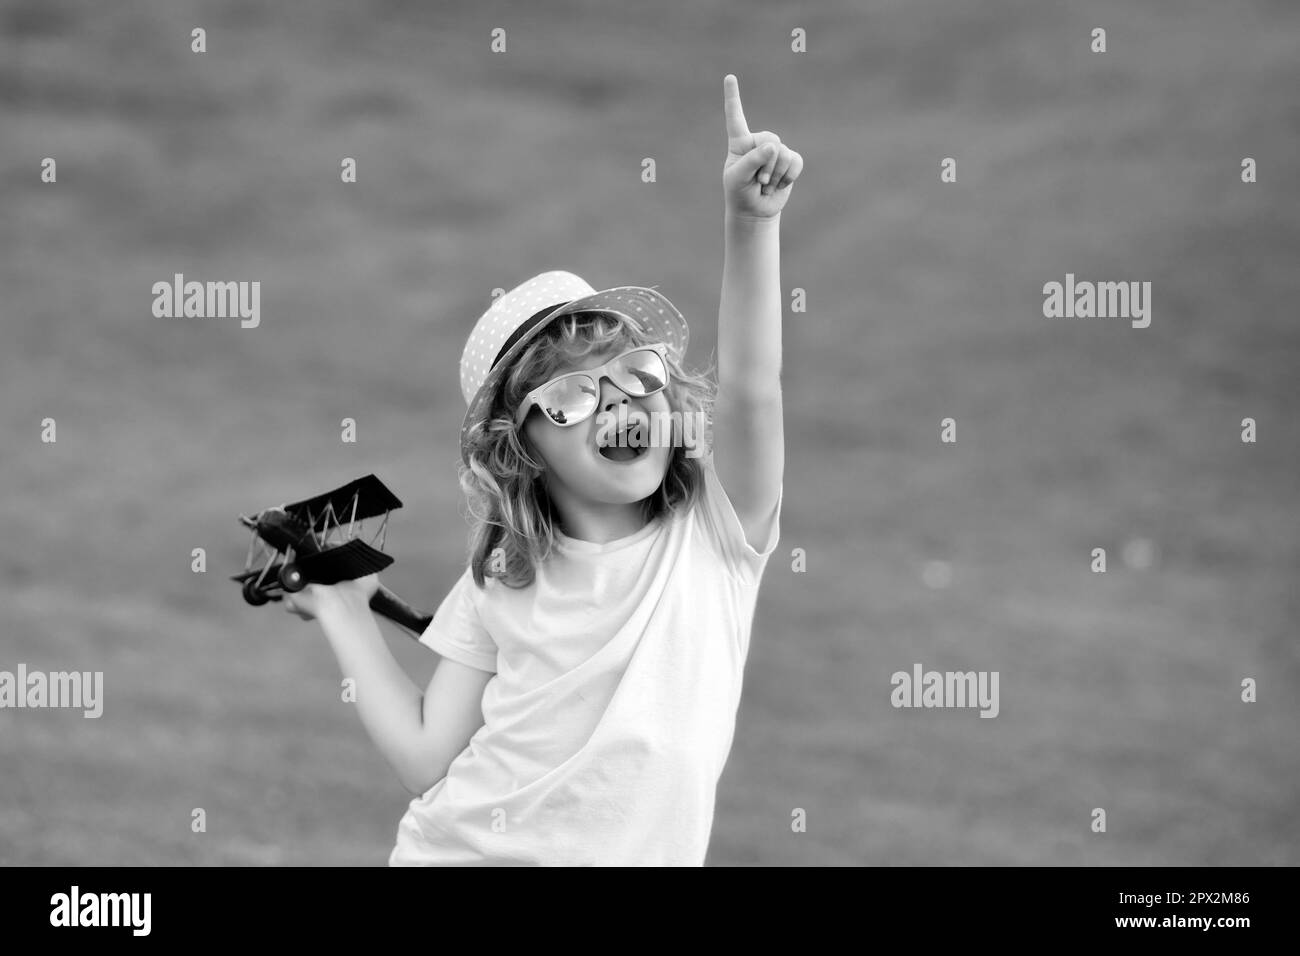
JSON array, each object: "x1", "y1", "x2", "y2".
[{"x1": 232, "y1": 474, "x2": 432, "y2": 636}]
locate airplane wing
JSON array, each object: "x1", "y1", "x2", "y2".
[
  {"x1": 281, "y1": 474, "x2": 403, "y2": 525},
  {"x1": 293, "y1": 538, "x2": 395, "y2": 585}
]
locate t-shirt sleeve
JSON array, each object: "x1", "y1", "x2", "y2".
[
  {"x1": 418, "y1": 566, "x2": 499, "y2": 674},
  {"x1": 695, "y1": 449, "x2": 783, "y2": 587}
]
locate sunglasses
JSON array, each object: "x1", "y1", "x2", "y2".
[{"x1": 514, "y1": 343, "x2": 670, "y2": 428}]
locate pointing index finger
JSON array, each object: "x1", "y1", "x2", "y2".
[{"x1": 723, "y1": 74, "x2": 754, "y2": 151}]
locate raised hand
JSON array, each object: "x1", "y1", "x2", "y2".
[{"x1": 722, "y1": 73, "x2": 804, "y2": 220}]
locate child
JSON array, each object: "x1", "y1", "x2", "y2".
[{"x1": 284, "y1": 74, "x2": 802, "y2": 865}]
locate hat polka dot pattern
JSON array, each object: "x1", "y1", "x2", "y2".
[{"x1": 455, "y1": 272, "x2": 690, "y2": 464}]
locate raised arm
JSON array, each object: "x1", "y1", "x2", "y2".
[{"x1": 713, "y1": 74, "x2": 802, "y2": 549}]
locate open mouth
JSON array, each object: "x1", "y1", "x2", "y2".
[
  {"x1": 598, "y1": 442, "x2": 647, "y2": 463},
  {"x1": 598, "y1": 423, "x2": 650, "y2": 463}
]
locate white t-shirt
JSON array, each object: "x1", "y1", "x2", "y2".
[{"x1": 388, "y1": 451, "x2": 782, "y2": 866}]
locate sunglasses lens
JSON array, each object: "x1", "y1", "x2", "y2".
[
  {"x1": 536, "y1": 375, "x2": 599, "y2": 425},
  {"x1": 527, "y1": 349, "x2": 669, "y2": 426},
  {"x1": 610, "y1": 349, "x2": 667, "y2": 395}
]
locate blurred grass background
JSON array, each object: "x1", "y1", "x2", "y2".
[{"x1": 1, "y1": 0, "x2": 1297, "y2": 865}]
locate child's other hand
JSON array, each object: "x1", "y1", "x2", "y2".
[
  {"x1": 283, "y1": 574, "x2": 381, "y2": 624},
  {"x1": 722, "y1": 74, "x2": 804, "y2": 220}
]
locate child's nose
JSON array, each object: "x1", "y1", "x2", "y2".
[
  {"x1": 598, "y1": 376, "x2": 633, "y2": 409},
  {"x1": 596, "y1": 378, "x2": 652, "y2": 432}
]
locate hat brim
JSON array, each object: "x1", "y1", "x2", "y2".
[{"x1": 458, "y1": 285, "x2": 689, "y2": 465}]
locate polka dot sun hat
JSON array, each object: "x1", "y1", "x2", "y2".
[{"x1": 458, "y1": 271, "x2": 690, "y2": 464}]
